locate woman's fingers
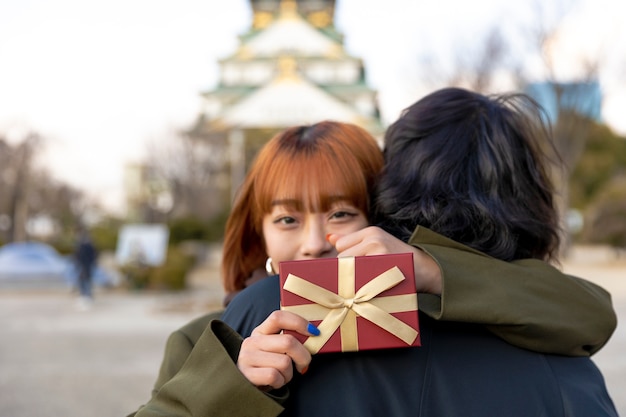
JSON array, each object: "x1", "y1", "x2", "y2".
[
  {"x1": 253, "y1": 310, "x2": 319, "y2": 337},
  {"x1": 239, "y1": 310, "x2": 317, "y2": 388},
  {"x1": 333, "y1": 226, "x2": 403, "y2": 256},
  {"x1": 253, "y1": 311, "x2": 316, "y2": 373},
  {"x1": 238, "y1": 335, "x2": 297, "y2": 388}
]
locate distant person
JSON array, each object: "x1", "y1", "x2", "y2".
[{"x1": 75, "y1": 230, "x2": 97, "y2": 309}]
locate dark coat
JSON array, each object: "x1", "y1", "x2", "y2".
[{"x1": 222, "y1": 275, "x2": 617, "y2": 417}]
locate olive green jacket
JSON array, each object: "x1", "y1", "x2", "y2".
[{"x1": 129, "y1": 227, "x2": 616, "y2": 417}]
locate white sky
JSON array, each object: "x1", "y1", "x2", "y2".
[{"x1": 1, "y1": 0, "x2": 625, "y2": 214}]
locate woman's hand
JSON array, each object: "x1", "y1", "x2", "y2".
[
  {"x1": 329, "y1": 226, "x2": 442, "y2": 295},
  {"x1": 238, "y1": 310, "x2": 318, "y2": 390}
]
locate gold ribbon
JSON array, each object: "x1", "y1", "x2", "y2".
[{"x1": 282, "y1": 257, "x2": 418, "y2": 354}]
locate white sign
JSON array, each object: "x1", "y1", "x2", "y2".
[{"x1": 115, "y1": 224, "x2": 169, "y2": 267}]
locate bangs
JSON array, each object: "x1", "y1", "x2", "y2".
[{"x1": 252, "y1": 145, "x2": 370, "y2": 222}]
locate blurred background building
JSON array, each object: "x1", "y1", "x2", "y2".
[
  {"x1": 125, "y1": 0, "x2": 383, "y2": 222},
  {"x1": 526, "y1": 80, "x2": 602, "y2": 124}
]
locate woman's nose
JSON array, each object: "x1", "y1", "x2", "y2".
[{"x1": 302, "y1": 221, "x2": 333, "y2": 258}]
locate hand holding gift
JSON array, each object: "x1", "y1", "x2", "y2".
[{"x1": 237, "y1": 310, "x2": 320, "y2": 389}]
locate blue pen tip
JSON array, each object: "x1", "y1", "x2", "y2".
[{"x1": 307, "y1": 323, "x2": 320, "y2": 336}]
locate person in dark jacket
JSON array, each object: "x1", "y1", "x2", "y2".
[{"x1": 75, "y1": 230, "x2": 97, "y2": 307}]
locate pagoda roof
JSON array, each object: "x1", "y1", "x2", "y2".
[
  {"x1": 237, "y1": 4, "x2": 343, "y2": 58},
  {"x1": 210, "y1": 66, "x2": 376, "y2": 130}
]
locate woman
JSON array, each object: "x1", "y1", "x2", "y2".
[
  {"x1": 131, "y1": 114, "x2": 616, "y2": 416},
  {"x1": 220, "y1": 121, "x2": 385, "y2": 305}
]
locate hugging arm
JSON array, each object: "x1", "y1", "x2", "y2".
[
  {"x1": 130, "y1": 320, "x2": 285, "y2": 417},
  {"x1": 410, "y1": 227, "x2": 616, "y2": 356}
]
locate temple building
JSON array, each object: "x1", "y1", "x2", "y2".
[
  {"x1": 126, "y1": 0, "x2": 383, "y2": 221},
  {"x1": 194, "y1": 0, "x2": 381, "y2": 133},
  {"x1": 189, "y1": 0, "x2": 383, "y2": 206}
]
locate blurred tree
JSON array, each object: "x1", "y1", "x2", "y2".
[
  {"x1": 569, "y1": 124, "x2": 626, "y2": 248},
  {"x1": 143, "y1": 129, "x2": 229, "y2": 224},
  {"x1": 569, "y1": 123, "x2": 626, "y2": 209},
  {"x1": 416, "y1": 26, "x2": 516, "y2": 95},
  {"x1": 0, "y1": 131, "x2": 92, "y2": 245},
  {"x1": 580, "y1": 174, "x2": 626, "y2": 248},
  {"x1": 142, "y1": 127, "x2": 280, "y2": 232},
  {"x1": 0, "y1": 137, "x2": 13, "y2": 243},
  {"x1": 0, "y1": 132, "x2": 39, "y2": 242}
]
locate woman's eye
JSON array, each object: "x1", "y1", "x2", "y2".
[
  {"x1": 331, "y1": 211, "x2": 357, "y2": 220},
  {"x1": 275, "y1": 216, "x2": 296, "y2": 225}
]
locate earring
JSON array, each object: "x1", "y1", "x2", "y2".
[{"x1": 265, "y1": 257, "x2": 275, "y2": 275}]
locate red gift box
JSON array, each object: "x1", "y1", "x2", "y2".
[{"x1": 279, "y1": 253, "x2": 421, "y2": 354}]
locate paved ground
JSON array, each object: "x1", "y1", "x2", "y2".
[{"x1": 0, "y1": 247, "x2": 624, "y2": 417}]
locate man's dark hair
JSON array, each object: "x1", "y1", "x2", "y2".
[{"x1": 375, "y1": 87, "x2": 561, "y2": 261}]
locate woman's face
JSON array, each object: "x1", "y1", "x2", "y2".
[{"x1": 262, "y1": 199, "x2": 368, "y2": 273}]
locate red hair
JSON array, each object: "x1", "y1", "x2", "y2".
[{"x1": 221, "y1": 121, "x2": 383, "y2": 295}]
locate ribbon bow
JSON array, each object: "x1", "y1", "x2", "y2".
[{"x1": 282, "y1": 257, "x2": 418, "y2": 354}]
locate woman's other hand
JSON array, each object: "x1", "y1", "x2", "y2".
[{"x1": 238, "y1": 310, "x2": 318, "y2": 390}]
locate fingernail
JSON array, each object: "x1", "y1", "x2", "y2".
[
  {"x1": 300, "y1": 366, "x2": 309, "y2": 375},
  {"x1": 326, "y1": 233, "x2": 333, "y2": 243},
  {"x1": 307, "y1": 323, "x2": 320, "y2": 336}
]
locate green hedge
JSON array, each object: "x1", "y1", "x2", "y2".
[{"x1": 121, "y1": 245, "x2": 196, "y2": 291}]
